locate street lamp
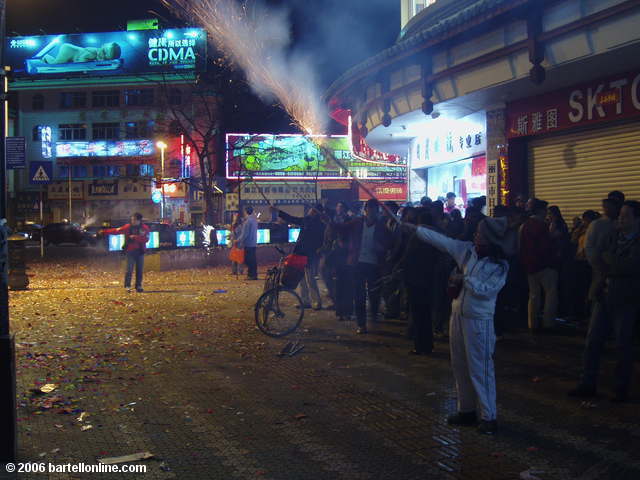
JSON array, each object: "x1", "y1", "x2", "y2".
[{"x1": 156, "y1": 141, "x2": 167, "y2": 222}]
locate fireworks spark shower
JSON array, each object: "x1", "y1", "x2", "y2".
[
  {"x1": 162, "y1": 0, "x2": 327, "y2": 136},
  {"x1": 163, "y1": 0, "x2": 401, "y2": 222}
]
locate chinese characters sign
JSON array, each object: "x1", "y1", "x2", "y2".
[
  {"x1": 412, "y1": 111, "x2": 486, "y2": 168},
  {"x1": 358, "y1": 182, "x2": 407, "y2": 201},
  {"x1": 507, "y1": 70, "x2": 640, "y2": 138},
  {"x1": 6, "y1": 29, "x2": 206, "y2": 79}
]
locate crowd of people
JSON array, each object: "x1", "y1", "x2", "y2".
[{"x1": 230, "y1": 189, "x2": 640, "y2": 435}]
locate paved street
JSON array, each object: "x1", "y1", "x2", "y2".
[{"x1": 2, "y1": 252, "x2": 640, "y2": 479}]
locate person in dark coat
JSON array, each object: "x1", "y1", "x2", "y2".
[
  {"x1": 332, "y1": 199, "x2": 392, "y2": 334},
  {"x1": 273, "y1": 204, "x2": 326, "y2": 310},
  {"x1": 569, "y1": 200, "x2": 640, "y2": 402},
  {"x1": 319, "y1": 201, "x2": 349, "y2": 310},
  {"x1": 402, "y1": 209, "x2": 438, "y2": 354}
]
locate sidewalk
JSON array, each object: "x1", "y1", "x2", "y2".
[{"x1": 2, "y1": 259, "x2": 639, "y2": 479}]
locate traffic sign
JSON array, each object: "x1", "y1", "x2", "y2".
[{"x1": 29, "y1": 161, "x2": 53, "y2": 185}]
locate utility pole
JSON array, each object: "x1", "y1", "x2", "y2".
[
  {"x1": 67, "y1": 163, "x2": 72, "y2": 222},
  {"x1": 0, "y1": 0, "x2": 17, "y2": 463}
]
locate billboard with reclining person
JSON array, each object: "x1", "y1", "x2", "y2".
[{"x1": 6, "y1": 28, "x2": 207, "y2": 79}]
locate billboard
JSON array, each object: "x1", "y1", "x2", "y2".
[
  {"x1": 226, "y1": 134, "x2": 406, "y2": 180},
  {"x1": 56, "y1": 140, "x2": 154, "y2": 158},
  {"x1": 6, "y1": 28, "x2": 206, "y2": 79}
]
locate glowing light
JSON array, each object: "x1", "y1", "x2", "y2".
[
  {"x1": 156, "y1": 141, "x2": 167, "y2": 149},
  {"x1": 202, "y1": 225, "x2": 214, "y2": 248},
  {"x1": 162, "y1": 183, "x2": 177, "y2": 194},
  {"x1": 151, "y1": 189, "x2": 162, "y2": 204},
  {"x1": 162, "y1": 0, "x2": 404, "y2": 218},
  {"x1": 165, "y1": 31, "x2": 174, "y2": 39},
  {"x1": 163, "y1": 0, "x2": 326, "y2": 135}
]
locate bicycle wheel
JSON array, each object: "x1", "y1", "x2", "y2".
[{"x1": 255, "y1": 286, "x2": 304, "y2": 337}]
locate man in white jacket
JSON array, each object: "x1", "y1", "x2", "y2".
[{"x1": 406, "y1": 216, "x2": 513, "y2": 434}]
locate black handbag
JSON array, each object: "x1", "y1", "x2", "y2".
[{"x1": 446, "y1": 250, "x2": 471, "y2": 300}]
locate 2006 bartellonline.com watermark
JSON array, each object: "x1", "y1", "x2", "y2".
[{"x1": 4, "y1": 462, "x2": 147, "y2": 474}]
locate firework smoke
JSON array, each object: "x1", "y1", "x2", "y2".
[
  {"x1": 163, "y1": 0, "x2": 327, "y2": 135},
  {"x1": 163, "y1": 0, "x2": 400, "y2": 223}
]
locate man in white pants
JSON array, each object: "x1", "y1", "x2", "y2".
[{"x1": 407, "y1": 217, "x2": 513, "y2": 434}]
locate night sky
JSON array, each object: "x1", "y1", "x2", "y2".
[{"x1": 7, "y1": 0, "x2": 400, "y2": 131}]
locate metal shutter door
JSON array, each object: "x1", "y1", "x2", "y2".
[{"x1": 528, "y1": 121, "x2": 640, "y2": 221}]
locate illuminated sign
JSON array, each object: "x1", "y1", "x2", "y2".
[
  {"x1": 56, "y1": 140, "x2": 154, "y2": 158},
  {"x1": 216, "y1": 229, "x2": 230, "y2": 246},
  {"x1": 257, "y1": 229, "x2": 271, "y2": 244},
  {"x1": 358, "y1": 182, "x2": 407, "y2": 202},
  {"x1": 412, "y1": 112, "x2": 487, "y2": 168},
  {"x1": 176, "y1": 230, "x2": 195, "y2": 247},
  {"x1": 181, "y1": 135, "x2": 192, "y2": 178},
  {"x1": 88, "y1": 181, "x2": 118, "y2": 196},
  {"x1": 108, "y1": 232, "x2": 158, "y2": 251},
  {"x1": 40, "y1": 126, "x2": 52, "y2": 159},
  {"x1": 226, "y1": 134, "x2": 406, "y2": 180},
  {"x1": 288, "y1": 228, "x2": 300, "y2": 243},
  {"x1": 6, "y1": 28, "x2": 206, "y2": 79},
  {"x1": 161, "y1": 182, "x2": 186, "y2": 198},
  {"x1": 151, "y1": 189, "x2": 162, "y2": 204},
  {"x1": 109, "y1": 234, "x2": 124, "y2": 251},
  {"x1": 146, "y1": 231, "x2": 159, "y2": 249}
]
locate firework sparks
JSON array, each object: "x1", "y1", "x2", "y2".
[
  {"x1": 163, "y1": 0, "x2": 327, "y2": 135},
  {"x1": 163, "y1": 0, "x2": 400, "y2": 222}
]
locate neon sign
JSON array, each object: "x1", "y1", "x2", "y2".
[
  {"x1": 56, "y1": 139, "x2": 154, "y2": 158},
  {"x1": 226, "y1": 133, "x2": 406, "y2": 180},
  {"x1": 6, "y1": 28, "x2": 206, "y2": 79}
]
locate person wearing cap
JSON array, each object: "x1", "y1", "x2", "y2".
[
  {"x1": 584, "y1": 191, "x2": 625, "y2": 303},
  {"x1": 405, "y1": 216, "x2": 513, "y2": 435},
  {"x1": 519, "y1": 199, "x2": 558, "y2": 331},
  {"x1": 273, "y1": 204, "x2": 326, "y2": 310}
]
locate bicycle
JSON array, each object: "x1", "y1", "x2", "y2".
[{"x1": 254, "y1": 246, "x2": 305, "y2": 337}]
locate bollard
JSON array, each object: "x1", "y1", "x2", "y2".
[{"x1": 8, "y1": 235, "x2": 29, "y2": 291}]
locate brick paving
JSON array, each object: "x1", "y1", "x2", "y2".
[{"x1": 1, "y1": 251, "x2": 640, "y2": 479}]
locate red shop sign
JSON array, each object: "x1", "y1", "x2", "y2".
[
  {"x1": 358, "y1": 182, "x2": 407, "y2": 202},
  {"x1": 506, "y1": 70, "x2": 640, "y2": 139}
]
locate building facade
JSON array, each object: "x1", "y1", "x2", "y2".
[
  {"x1": 327, "y1": 0, "x2": 640, "y2": 214},
  {"x1": 7, "y1": 27, "x2": 213, "y2": 227}
]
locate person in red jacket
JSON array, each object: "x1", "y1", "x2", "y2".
[
  {"x1": 102, "y1": 213, "x2": 150, "y2": 293},
  {"x1": 519, "y1": 199, "x2": 558, "y2": 331}
]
